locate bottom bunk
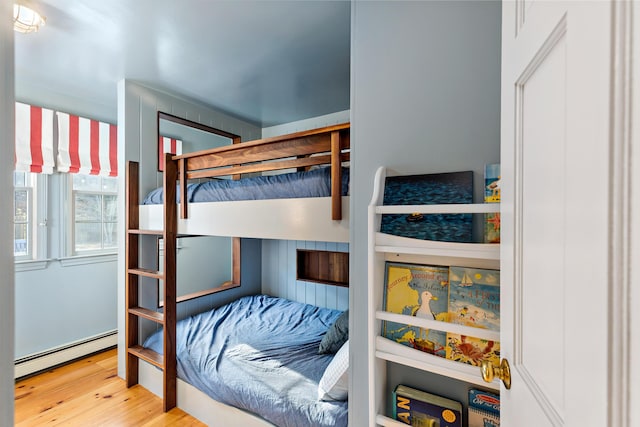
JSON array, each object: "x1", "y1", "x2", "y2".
[{"x1": 139, "y1": 295, "x2": 349, "y2": 427}]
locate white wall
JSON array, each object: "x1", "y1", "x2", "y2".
[
  {"x1": 0, "y1": 2, "x2": 15, "y2": 424},
  {"x1": 117, "y1": 80, "x2": 264, "y2": 378},
  {"x1": 350, "y1": 1, "x2": 501, "y2": 424}
]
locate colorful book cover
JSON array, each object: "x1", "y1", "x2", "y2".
[
  {"x1": 484, "y1": 164, "x2": 501, "y2": 203},
  {"x1": 380, "y1": 172, "x2": 474, "y2": 243},
  {"x1": 448, "y1": 267, "x2": 500, "y2": 331},
  {"x1": 382, "y1": 262, "x2": 450, "y2": 358},
  {"x1": 446, "y1": 266, "x2": 500, "y2": 366},
  {"x1": 393, "y1": 384, "x2": 463, "y2": 427},
  {"x1": 446, "y1": 333, "x2": 500, "y2": 367},
  {"x1": 468, "y1": 389, "x2": 500, "y2": 427},
  {"x1": 484, "y1": 164, "x2": 501, "y2": 243}
]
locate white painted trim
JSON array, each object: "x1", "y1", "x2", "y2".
[
  {"x1": 58, "y1": 253, "x2": 117, "y2": 267},
  {"x1": 630, "y1": 3, "x2": 640, "y2": 426},
  {"x1": 14, "y1": 259, "x2": 51, "y2": 272},
  {"x1": 608, "y1": 2, "x2": 634, "y2": 426},
  {"x1": 14, "y1": 331, "x2": 117, "y2": 379}
]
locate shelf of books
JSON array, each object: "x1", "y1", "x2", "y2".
[
  {"x1": 375, "y1": 337, "x2": 499, "y2": 390},
  {"x1": 368, "y1": 166, "x2": 501, "y2": 426}
]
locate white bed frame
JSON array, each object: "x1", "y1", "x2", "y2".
[
  {"x1": 139, "y1": 360, "x2": 275, "y2": 426},
  {"x1": 139, "y1": 196, "x2": 349, "y2": 242}
]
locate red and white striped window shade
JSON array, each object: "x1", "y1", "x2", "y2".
[
  {"x1": 15, "y1": 102, "x2": 55, "y2": 174},
  {"x1": 158, "y1": 136, "x2": 182, "y2": 172},
  {"x1": 56, "y1": 112, "x2": 118, "y2": 177}
]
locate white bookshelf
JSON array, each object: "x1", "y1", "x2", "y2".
[{"x1": 367, "y1": 166, "x2": 500, "y2": 426}]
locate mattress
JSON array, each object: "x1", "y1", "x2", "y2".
[
  {"x1": 142, "y1": 166, "x2": 350, "y2": 205},
  {"x1": 143, "y1": 295, "x2": 348, "y2": 427}
]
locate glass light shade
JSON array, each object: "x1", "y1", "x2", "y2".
[{"x1": 13, "y1": 4, "x2": 46, "y2": 33}]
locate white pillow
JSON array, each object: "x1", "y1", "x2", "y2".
[{"x1": 318, "y1": 340, "x2": 349, "y2": 401}]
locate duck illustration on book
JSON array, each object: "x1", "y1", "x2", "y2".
[
  {"x1": 383, "y1": 263, "x2": 449, "y2": 358},
  {"x1": 410, "y1": 289, "x2": 449, "y2": 354}
]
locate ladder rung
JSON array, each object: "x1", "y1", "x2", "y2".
[
  {"x1": 128, "y1": 345, "x2": 163, "y2": 368},
  {"x1": 128, "y1": 229, "x2": 164, "y2": 236},
  {"x1": 128, "y1": 307, "x2": 164, "y2": 323},
  {"x1": 128, "y1": 268, "x2": 163, "y2": 279}
]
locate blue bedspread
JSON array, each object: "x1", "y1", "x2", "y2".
[
  {"x1": 143, "y1": 295, "x2": 348, "y2": 427},
  {"x1": 142, "y1": 167, "x2": 350, "y2": 205}
]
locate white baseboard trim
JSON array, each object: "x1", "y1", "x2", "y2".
[{"x1": 14, "y1": 331, "x2": 117, "y2": 379}]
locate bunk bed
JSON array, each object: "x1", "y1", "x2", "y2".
[
  {"x1": 125, "y1": 122, "x2": 351, "y2": 426},
  {"x1": 143, "y1": 294, "x2": 349, "y2": 427},
  {"x1": 137, "y1": 122, "x2": 351, "y2": 242}
]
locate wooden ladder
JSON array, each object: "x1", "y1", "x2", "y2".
[{"x1": 125, "y1": 156, "x2": 177, "y2": 411}]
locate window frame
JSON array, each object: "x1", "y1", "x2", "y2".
[
  {"x1": 66, "y1": 174, "x2": 118, "y2": 257},
  {"x1": 13, "y1": 184, "x2": 32, "y2": 261},
  {"x1": 13, "y1": 171, "x2": 48, "y2": 264}
]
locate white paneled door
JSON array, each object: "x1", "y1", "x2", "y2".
[{"x1": 500, "y1": 1, "x2": 616, "y2": 426}]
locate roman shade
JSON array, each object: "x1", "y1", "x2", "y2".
[
  {"x1": 57, "y1": 112, "x2": 117, "y2": 177},
  {"x1": 15, "y1": 102, "x2": 55, "y2": 174},
  {"x1": 158, "y1": 136, "x2": 182, "y2": 172}
]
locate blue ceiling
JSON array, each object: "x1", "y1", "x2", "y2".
[{"x1": 14, "y1": 0, "x2": 351, "y2": 127}]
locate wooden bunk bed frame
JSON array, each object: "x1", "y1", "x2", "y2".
[{"x1": 125, "y1": 122, "x2": 350, "y2": 417}]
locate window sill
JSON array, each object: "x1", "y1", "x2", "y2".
[
  {"x1": 15, "y1": 259, "x2": 51, "y2": 272},
  {"x1": 58, "y1": 253, "x2": 118, "y2": 267}
]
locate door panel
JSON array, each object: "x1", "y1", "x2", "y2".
[
  {"x1": 501, "y1": 2, "x2": 611, "y2": 426},
  {"x1": 517, "y1": 29, "x2": 566, "y2": 421}
]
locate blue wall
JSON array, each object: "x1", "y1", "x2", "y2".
[
  {"x1": 262, "y1": 240, "x2": 349, "y2": 311},
  {"x1": 350, "y1": 1, "x2": 502, "y2": 424},
  {"x1": 13, "y1": 93, "x2": 118, "y2": 360}
]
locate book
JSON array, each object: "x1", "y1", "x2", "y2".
[
  {"x1": 446, "y1": 266, "x2": 500, "y2": 366},
  {"x1": 382, "y1": 262, "x2": 450, "y2": 358},
  {"x1": 445, "y1": 333, "x2": 500, "y2": 367},
  {"x1": 468, "y1": 389, "x2": 500, "y2": 427},
  {"x1": 484, "y1": 164, "x2": 500, "y2": 243},
  {"x1": 393, "y1": 384, "x2": 463, "y2": 427},
  {"x1": 380, "y1": 171, "x2": 474, "y2": 242},
  {"x1": 484, "y1": 164, "x2": 501, "y2": 203},
  {"x1": 448, "y1": 266, "x2": 500, "y2": 331}
]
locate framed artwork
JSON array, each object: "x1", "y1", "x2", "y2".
[{"x1": 381, "y1": 171, "x2": 474, "y2": 242}]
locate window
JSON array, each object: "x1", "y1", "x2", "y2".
[
  {"x1": 13, "y1": 171, "x2": 35, "y2": 260},
  {"x1": 70, "y1": 174, "x2": 118, "y2": 254}
]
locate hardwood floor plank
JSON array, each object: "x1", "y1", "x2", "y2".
[{"x1": 15, "y1": 349, "x2": 205, "y2": 427}]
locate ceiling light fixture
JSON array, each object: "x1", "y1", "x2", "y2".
[{"x1": 13, "y1": 3, "x2": 46, "y2": 34}]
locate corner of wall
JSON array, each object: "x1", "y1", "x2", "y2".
[{"x1": 0, "y1": 2, "x2": 15, "y2": 423}]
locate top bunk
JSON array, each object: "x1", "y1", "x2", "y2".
[{"x1": 134, "y1": 122, "x2": 351, "y2": 242}]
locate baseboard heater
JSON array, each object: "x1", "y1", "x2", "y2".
[{"x1": 14, "y1": 330, "x2": 117, "y2": 380}]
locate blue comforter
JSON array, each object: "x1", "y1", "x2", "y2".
[
  {"x1": 142, "y1": 167, "x2": 350, "y2": 204},
  {"x1": 143, "y1": 295, "x2": 348, "y2": 427}
]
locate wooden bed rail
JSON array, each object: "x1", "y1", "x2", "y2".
[{"x1": 173, "y1": 123, "x2": 350, "y2": 221}]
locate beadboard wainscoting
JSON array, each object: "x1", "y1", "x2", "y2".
[{"x1": 262, "y1": 240, "x2": 349, "y2": 311}]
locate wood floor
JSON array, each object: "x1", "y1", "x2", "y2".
[{"x1": 14, "y1": 348, "x2": 205, "y2": 426}]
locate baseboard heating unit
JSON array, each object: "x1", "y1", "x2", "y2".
[{"x1": 14, "y1": 330, "x2": 117, "y2": 379}]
